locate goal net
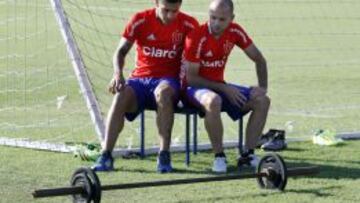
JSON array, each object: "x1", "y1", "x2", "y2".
[{"x1": 1, "y1": 0, "x2": 359, "y2": 153}]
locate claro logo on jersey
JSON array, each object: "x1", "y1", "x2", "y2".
[
  {"x1": 201, "y1": 60, "x2": 226, "y2": 68},
  {"x1": 142, "y1": 46, "x2": 177, "y2": 59}
]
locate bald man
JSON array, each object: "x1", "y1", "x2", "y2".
[{"x1": 181, "y1": 0, "x2": 269, "y2": 173}]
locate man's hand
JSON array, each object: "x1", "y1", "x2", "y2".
[
  {"x1": 108, "y1": 73, "x2": 125, "y2": 94},
  {"x1": 250, "y1": 86, "x2": 267, "y2": 99},
  {"x1": 222, "y1": 85, "x2": 247, "y2": 108}
]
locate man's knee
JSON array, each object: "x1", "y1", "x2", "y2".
[
  {"x1": 253, "y1": 95, "x2": 271, "y2": 110},
  {"x1": 203, "y1": 94, "x2": 222, "y2": 113},
  {"x1": 154, "y1": 84, "x2": 176, "y2": 104}
]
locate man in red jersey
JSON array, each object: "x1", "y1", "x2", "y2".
[
  {"x1": 93, "y1": 0, "x2": 198, "y2": 173},
  {"x1": 181, "y1": 0, "x2": 269, "y2": 173}
]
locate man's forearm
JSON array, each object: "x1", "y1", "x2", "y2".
[
  {"x1": 256, "y1": 60, "x2": 267, "y2": 89},
  {"x1": 112, "y1": 38, "x2": 133, "y2": 77},
  {"x1": 113, "y1": 51, "x2": 125, "y2": 76},
  {"x1": 188, "y1": 75, "x2": 226, "y2": 93}
]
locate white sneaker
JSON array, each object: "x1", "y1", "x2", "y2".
[
  {"x1": 249, "y1": 154, "x2": 259, "y2": 168},
  {"x1": 212, "y1": 157, "x2": 227, "y2": 173}
]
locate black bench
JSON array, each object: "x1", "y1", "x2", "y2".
[{"x1": 138, "y1": 106, "x2": 244, "y2": 166}]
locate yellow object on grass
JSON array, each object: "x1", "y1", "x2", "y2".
[{"x1": 312, "y1": 129, "x2": 344, "y2": 146}]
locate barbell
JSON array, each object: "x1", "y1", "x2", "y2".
[{"x1": 32, "y1": 153, "x2": 319, "y2": 203}]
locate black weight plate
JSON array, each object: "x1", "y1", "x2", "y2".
[
  {"x1": 256, "y1": 153, "x2": 288, "y2": 190},
  {"x1": 71, "y1": 173, "x2": 92, "y2": 203},
  {"x1": 71, "y1": 167, "x2": 102, "y2": 203}
]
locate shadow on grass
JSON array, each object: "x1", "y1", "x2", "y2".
[
  {"x1": 117, "y1": 150, "x2": 360, "y2": 179},
  {"x1": 116, "y1": 159, "x2": 360, "y2": 181},
  {"x1": 285, "y1": 185, "x2": 340, "y2": 197},
  {"x1": 116, "y1": 166, "x2": 254, "y2": 175},
  {"x1": 116, "y1": 167, "x2": 215, "y2": 175},
  {"x1": 280, "y1": 147, "x2": 305, "y2": 152},
  {"x1": 173, "y1": 185, "x2": 339, "y2": 203},
  {"x1": 285, "y1": 156, "x2": 360, "y2": 165},
  {"x1": 283, "y1": 160, "x2": 360, "y2": 180}
]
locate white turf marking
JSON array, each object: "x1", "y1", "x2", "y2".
[
  {"x1": 270, "y1": 111, "x2": 340, "y2": 118},
  {"x1": 2, "y1": 133, "x2": 360, "y2": 156}
]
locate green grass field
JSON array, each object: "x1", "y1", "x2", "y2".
[
  {"x1": 1, "y1": 1, "x2": 360, "y2": 202},
  {"x1": 1, "y1": 140, "x2": 360, "y2": 203}
]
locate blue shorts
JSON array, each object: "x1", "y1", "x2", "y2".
[
  {"x1": 184, "y1": 84, "x2": 251, "y2": 121},
  {"x1": 125, "y1": 77, "x2": 180, "y2": 121}
]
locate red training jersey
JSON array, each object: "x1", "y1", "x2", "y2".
[
  {"x1": 182, "y1": 22, "x2": 253, "y2": 83},
  {"x1": 122, "y1": 8, "x2": 199, "y2": 78}
]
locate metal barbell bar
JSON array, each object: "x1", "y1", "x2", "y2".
[
  {"x1": 32, "y1": 153, "x2": 319, "y2": 203},
  {"x1": 33, "y1": 167, "x2": 318, "y2": 196}
]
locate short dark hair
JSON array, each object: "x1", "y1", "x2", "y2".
[{"x1": 161, "y1": 0, "x2": 182, "y2": 3}]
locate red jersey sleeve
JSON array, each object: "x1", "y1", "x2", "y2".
[
  {"x1": 122, "y1": 12, "x2": 146, "y2": 42},
  {"x1": 183, "y1": 16, "x2": 200, "y2": 34},
  {"x1": 232, "y1": 23, "x2": 253, "y2": 49},
  {"x1": 183, "y1": 29, "x2": 203, "y2": 63}
]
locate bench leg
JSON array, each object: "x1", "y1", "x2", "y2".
[
  {"x1": 238, "y1": 117, "x2": 243, "y2": 155},
  {"x1": 140, "y1": 111, "x2": 145, "y2": 158},
  {"x1": 185, "y1": 113, "x2": 190, "y2": 166},
  {"x1": 192, "y1": 114, "x2": 197, "y2": 155}
]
